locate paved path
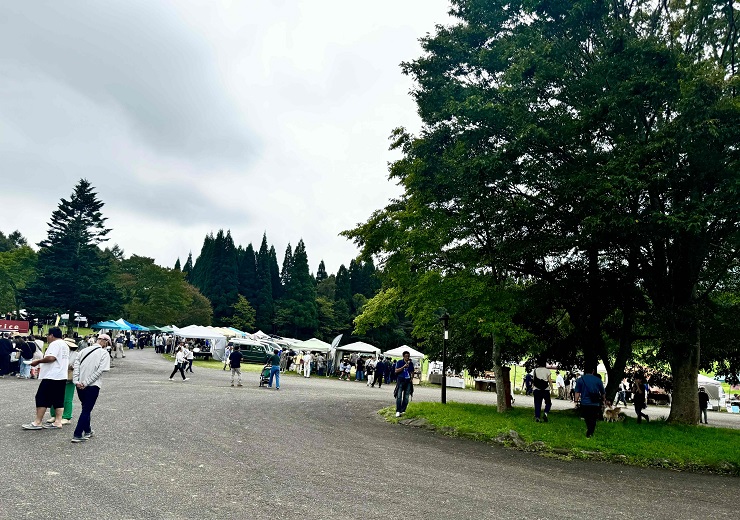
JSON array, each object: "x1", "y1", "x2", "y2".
[{"x1": 1, "y1": 349, "x2": 737, "y2": 519}]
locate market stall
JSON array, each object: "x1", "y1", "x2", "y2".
[{"x1": 175, "y1": 325, "x2": 227, "y2": 361}]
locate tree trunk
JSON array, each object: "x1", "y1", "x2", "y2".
[
  {"x1": 667, "y1": 331, "x2": 700, "y2": 424},
  {"x1": 491, "y1": 333, "x2": 509, "y2": 412},
  {"x1": 604, "y1": 292, "x2": 636, "y2": 402}
]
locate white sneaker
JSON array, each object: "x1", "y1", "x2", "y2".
[
  {"x1": 183, "y1": 378, "x2": 190, "y2": 381},
  {"x1": 395, "y1": 412, "x2": 401, "y2": 417}
]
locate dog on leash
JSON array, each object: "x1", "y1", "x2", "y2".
[{"x1": 603, "y1": 406, "x2": 622, "y2": 422}]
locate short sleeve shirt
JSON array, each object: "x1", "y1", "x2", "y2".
[
  {"x1": 395, "y1": 359, "x2": 414, "y2": 380},
  {"x1": 229, "y1": 350, "x2": 243, "y2": 368},
  {"x1": 39, "y1": 339, "x2": 69, "y2": 380}
]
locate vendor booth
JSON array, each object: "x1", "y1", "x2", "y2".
[
  {"x1": 330, "y1": 341, "x2": 381, "y2": 375},
  {"x1": 175, "y1": 325, "x2": 227, "y2": 361},
  {"x1": 296, "y1": 338, "x2": 332, "y2": 353}
]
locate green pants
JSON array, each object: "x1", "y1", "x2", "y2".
[{"x1": 50, "y1": 381, "x2": 75, "y2": 420}]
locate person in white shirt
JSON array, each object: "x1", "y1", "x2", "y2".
[
  {"x1": 22, "y1": 327, "x2": 70, "y2": 430},
  {"x1": 555, "y1": 371, "x2": 565, "y2": 399},
  {"x1": 70, "y1": 333, "x2": 112, "y2": 442},
  {"x1": 169, "y1": 346, "x2": 189, "y2": 381},
  {"x1": 303, "y1": 351, "x2": 313, "y2": 378},
  {"x1": 185, "y1": 344, "x2": 195, "y2": 373}
]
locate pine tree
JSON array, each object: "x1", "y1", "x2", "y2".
[
  {"x1": 23, "y1": 179, "x2": 120, "y2": 322},
  {"x1": 174, "y1": 258, "x2": 181, "y2": 271},
  {"x1": 316, "y1": 260, "x2": 328, "y2": 283},
  {"x1": 254, "y1": 233, "x2": 274, "y2": 332},
  {"x1": 277, "y1": 239, "x2": 317, "y2": 338},
  {"x1": 268, "y1": 245, "x2": 282, "y2": 301},
  {"x1": 183, "y1": 252, "x2": 193, "y2": 281},
  {"x1": 237, "y1": 243, "x2": 258, "y2": 304},
  {"x1": 210, "y1": 230, "x2": 240, "y2": 324},
  {"x1": 281, "y1": 243, "x2": 293, "y2": 290},
  {"x1": 335, "y1": 264, "x2": 352, "y2": 304}
]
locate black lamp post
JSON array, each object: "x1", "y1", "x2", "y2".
[{"x1": 440, "y1": 313, "x2": 449, "y2": 404}]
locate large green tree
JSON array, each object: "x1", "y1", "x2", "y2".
[
  {"x1": 275, "y1": 239, "x2": 318, "y2": 338},
  {"x1": 254, "y1": 234, "x2": 274, "y2": 332},
  {"x1": 346, "y1": 0, "x2": 740, "y2": 423},
  {"x1": 0, "y1": 245, "x2": 37, "y2": 316},
  {"x1": 23, "y1": 179, "x2": 120, "y2": 322},
  {"x1": 116, "y1": 255, "x2": 193, "y2": 326}
]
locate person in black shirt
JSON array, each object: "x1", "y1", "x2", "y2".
[
  {"x1": 698, "y1": 387, "x2": 710, "y2": 424},
  {"x1": 372, "y1": 358, "x2": 386, "y2": 388},
  {"x1": 229, "y1": 345, "x2": 243, "y2": 387}
]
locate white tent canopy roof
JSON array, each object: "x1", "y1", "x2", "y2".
[
  {"x1": 175, "y1": 325, "x2": 226, "y2": 340},
  {"x1": 296, "y1": 338, "x2": 332, "y2": 352},
  {"x1": 698, "y1": 374, "x2": 721, "y2": 386},
  {"x1": 336, "y1": 341, "x2": 381, "y2": 354},
  {"x1": 383, "y1": 345, "x2": 425, "y2": 359}
]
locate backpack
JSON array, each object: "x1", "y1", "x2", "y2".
[{"x1": 532, "y1": 371, "x2": 549, "y2": 390}]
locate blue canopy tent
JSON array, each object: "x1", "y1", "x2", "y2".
[
  {"x1": 115, "y1": 318, "x2": 149, "y2": 331},
  {"x1": 91, "y1": 320, "x2": 128, "y2": 330}
]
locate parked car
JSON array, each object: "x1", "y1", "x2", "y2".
[{"x1": 228, "y1": 339, "x2": 271, "y2": 364}]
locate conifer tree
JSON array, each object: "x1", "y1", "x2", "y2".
[
  {"x1": 174, "y1": 258, "x2": 181, "y2": 271},
  {"x1": 335, "y1": 264, "x2": 352, "y2": 304},
  {"x1": 281, "y1": 243, "x2": 293, "y2": 290},
  {"x1": 254, "y1": 233, "x2": 274, "y2": 332},
  {"x1": 268, "y1": 245, "x2": 282, "y2": 301},
  {"x1": 277, "y1": 239, "x2": 317, "y2": 338},
  {"x1": 182, "y1": 252, "x2": 193, "y2": 281},
  {"x1": 23, "y1": 179, "x2": 120, "y2": 322},
  {"x1": 316, "y1": 260, "x2": 328, "y2": 283},
  {"x1": 237, "y1": 243, "x2": 258, "y2": 304}
]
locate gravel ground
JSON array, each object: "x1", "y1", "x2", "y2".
[{"x1": 1, "y1": 349, "x2": 737, "y2": 519}]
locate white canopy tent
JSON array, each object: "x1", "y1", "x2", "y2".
[
  {"x1": 175, "y1": 325, "x2": 228, "y2": 361},
  {"x1": 383, "y1": 345, "x2": 425, "y2": 360},
  {"x1": 296, "y1": 338, "x2": 332, "y2": 353},
  {"x1": 698, "y1": 374, "x2": 727, "y2": 409},
  {"x1": 330, "y1": 341, "x2": 381, "y2": 375}
]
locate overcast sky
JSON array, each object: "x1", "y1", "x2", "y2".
[{"x1": 0, "y1": 1, "x2": 451, "y2": 275}]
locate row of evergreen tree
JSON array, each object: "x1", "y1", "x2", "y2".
[{"x1": 176, "y1": 230, "x2": 389, "y2": 342}]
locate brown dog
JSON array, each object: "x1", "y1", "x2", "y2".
[{"x1": 603, "y1": 406, "x2": 622, "y2": 422}]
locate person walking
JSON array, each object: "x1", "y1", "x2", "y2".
[
  {"x1": 531, "y1": 361, "x2": 552, "y2": 423},
  {"x1": 698, "y1": 387, "x2": 710, "y2": 424},
  {"x1": 22, "y1": 327, "x2": 69, "y2": 430},
  {"x1": 631, "y1": 375, "x2": 650, "y2": 423},
  {"x1": 523, "y1": 372, "x2": 533, "y2": 396},
  {"x1": 372, "y1": 358, "x2": 386, "y2": 388},
  {"x1": 114, "y1": 334, "x2": 125, "y2": 359},
  {"x1": 616, "y1": 378, "x2": 629, "y2": 406},
  {"x1": 268, "y1": 349, "x2": 281, "y2": 390},
  {"x1": 229, "y1": 345, "x2": 243, "y2": 387},
  {"x1": 185, "y1": 344, "x2": 195, "y2": 373},
  {"x1": 574, "y1": 366, "x2": 605, "y2": 438},
  {"x1": 394, "y1": 351, "x2": 414, "y2": 417},
  {"x1": 70, "y1": 334, "x2": 112, "y2": 442},
  {"x1": 169, "y1": 346, "x2": 189, "y2": 381}
]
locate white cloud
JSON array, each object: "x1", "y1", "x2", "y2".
[{"x1": 0, "y1": 0, "x2": 451, "y2": 275}]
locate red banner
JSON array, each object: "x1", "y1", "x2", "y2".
[{"x1": 0, "y1": 320, "x2": 30, "y2": 333}]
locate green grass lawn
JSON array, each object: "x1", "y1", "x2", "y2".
[{"x1": 388, "y1": 402, "x2": 740, "y2": 474}]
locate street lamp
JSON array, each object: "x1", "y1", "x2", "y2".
[{"x1": 440, "y1": 313, "x2": 450, "y2": 404}]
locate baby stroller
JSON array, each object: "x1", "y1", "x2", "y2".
[{"x1": 259, "y1": 363, "x2": 271, "y2": 387}]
